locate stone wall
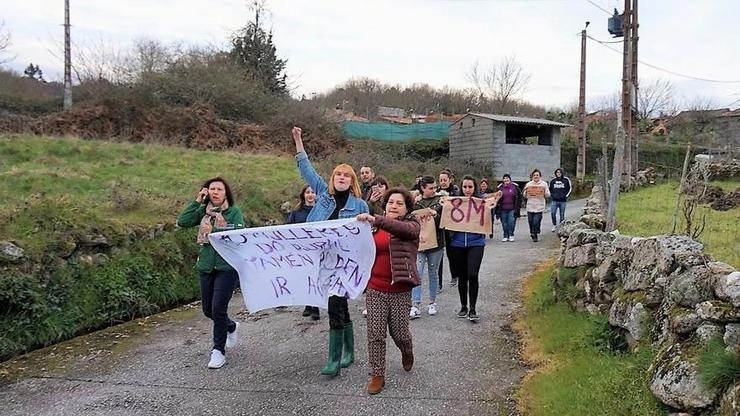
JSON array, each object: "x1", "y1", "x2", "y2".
[{"x1": 554, "y1": 186, "x2": 739, "y2": 414}]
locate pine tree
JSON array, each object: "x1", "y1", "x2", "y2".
[{"x1": 229, "y1": 4, "x2": 287, "y2": 94}]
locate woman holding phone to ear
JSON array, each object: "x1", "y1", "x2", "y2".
[{"x1": 177, "y1": 177, "x2": 245, "y2": 369}]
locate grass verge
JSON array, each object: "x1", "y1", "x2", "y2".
[
  {"x1": 514, "y1": 260, "x2": 667, "y2": 416},
  {"x1": 616, "y1": 181, "x2": 740, "y2": 268}
]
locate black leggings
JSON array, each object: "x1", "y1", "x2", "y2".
[
  {"x1": 449, "y1": 246, "x2": 485, "y2": 310},
  {"x1": 328, "y1": 295, "x2": 351, "y2": 330},
  {"x1": 199, "y1": 270, "x2": 238, "y2": 354}
]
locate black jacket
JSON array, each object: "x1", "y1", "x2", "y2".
[{"x1": 549, "y1": 176, "x2": 572, "y2": 202}]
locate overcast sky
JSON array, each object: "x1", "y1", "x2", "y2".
[{"x1": 2, "y1": 0, "x2": 740, "y2": 110}]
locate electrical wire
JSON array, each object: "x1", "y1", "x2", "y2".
[
  {"x1": 584, "y1": 0, "x2": 613, "y2": 16},
  {"x1": 586, "y1": 35, "x2": 740, "y2": 84}
]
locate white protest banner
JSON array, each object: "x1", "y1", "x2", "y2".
[
  {"x1": 412, "y1": 209, "x2": 438, "y2": 251},
  {"x1": 440, "y1": 195, "x2": 499, "y2": 234},
  {"x1": 209, "y1": 219, "x2": 376, "y2": 313}
]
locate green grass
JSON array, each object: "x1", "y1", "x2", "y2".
[
  {"x1": 698, "y1": 338, "x2": 740, "y2": 391},
  {"x1": 0, "y1": 134, "x2": 305, "y2": 361},
  {"x1": 616, "y1": 181, "x2": 740, "y2": 267},
  {"x1": 515, "y1": 263, "x2": 667, "y2": 416}
]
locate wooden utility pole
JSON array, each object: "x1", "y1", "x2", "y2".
[
  {"x1": 606, "y1": 119, "x2": 626, "y2": 232},
  {"x1": 63, "y1": 0, "x2": 72, "y2": 110},
  {"x1": 620, "y1": 0, "x2": 633, "y2": 184},
  {"x1": 631, "y1": 0, "x2": 640, "y2": 174},
  {"x1": 576, "y1": 21, "x2": 589, "y2": 180}
]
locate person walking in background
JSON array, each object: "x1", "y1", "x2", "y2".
[
  {"x1": 287, "y1": 184, "x2": 320, "y2": 321},
  {"x1": 177, "y1": 177, "x2": 245, "y2": 369},
  {"x1": 367, "y1": 175, "x2": 390, "y2": 216},
  {"x1": 548, "y1": 168, "x2": 571, "y2": 231},
  {"x1": 523, "y1": 169, "x2": 550, "y2": 242},
  {"x1": 447, "y1": 175, "x2": 495, "y2": 322},
  {"x1": 291, "y1": 127, "x2": 369, "y2": 377},
  {"x1": 479, "y1": 178, "x2": 495, "y2": 238},
  {"x1": 357, "y1": 187, "x2": 420, "y2": 395},
  {"x1": 410, "y1": 176, "x2": 444, "y2": 319},
  {"x1": 359, "y1": 166, "x2": 376, "y2": 201},
  {"x1": 437, "y1": 168, "x2": 459, "y2": 290},
  {"x1": 495, "y1": 174, "x2": 522, "y2": 242}
]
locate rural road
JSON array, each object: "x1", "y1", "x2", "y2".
[{"x1": 1, "y1": 200, "x2": 585, "y2": 416}]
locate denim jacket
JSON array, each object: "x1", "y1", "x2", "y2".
[{"x1": 296, "y1": 151, "x2": 369, "y2": 221}]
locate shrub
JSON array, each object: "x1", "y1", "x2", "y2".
[{"x1": 698, "y1": 338, "x2": 740, "y2": 391}]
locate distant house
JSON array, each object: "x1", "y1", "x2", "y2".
[{"x1": 448, "y1": 113, "x2": 572, "y2": 182}]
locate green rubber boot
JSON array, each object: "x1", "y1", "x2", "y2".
[
  {"x1": 320, "y1": 329, "x2": 343, "y2": 376},
  {"x1": 340, "y1": 322, "x2": 354, "y2": 368}
]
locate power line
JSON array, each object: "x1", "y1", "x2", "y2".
[
  {"x1": 584, "y1": 0, "x2": 612, "y2": 16},
  {"x1": 586, "y1": 35, "x2": 740, "y2": 84}
]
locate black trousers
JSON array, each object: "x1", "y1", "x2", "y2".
[
  {"x1": 438, "y1": 231, "x2": 454, "y2": 288},
  {"x1": 448, "y1": 246, "x2": 485, "y2": 310},
  {"x1": 328, "y1": 295, "x2": 351, "y2": 330},
  {"x1": 199, "y1": 270, "x2": 238, "y2": 354}
]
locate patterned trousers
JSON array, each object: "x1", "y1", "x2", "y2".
[{"x1": 366, "y1": 288, "x2": 413, "y2": 377}]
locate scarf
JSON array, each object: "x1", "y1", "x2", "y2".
[{"x1": 197, "y1": 200, "x2": 229, "y2": 245}]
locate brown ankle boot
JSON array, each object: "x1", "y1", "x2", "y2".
[
  {"x1": 402, "y1": 350, "x2": 414, "y2": 371},
  {"x1": 367, "y1": 376, "x2": 384, "y2": 395}
]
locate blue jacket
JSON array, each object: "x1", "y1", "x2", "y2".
[
  {"x1": 450, "y1": 231, "x2": 486, "y2": 248},
  {"x1": 296, "y1": 151, "x2": 369, "y2": 221}
]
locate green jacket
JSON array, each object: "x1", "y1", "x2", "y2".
[{"x1": 177, "y1": 200, "x2": 245, "y2": 272}]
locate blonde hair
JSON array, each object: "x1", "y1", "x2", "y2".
[{"x1": 328, "y1": 163, "x2": 361, "y2": 197}]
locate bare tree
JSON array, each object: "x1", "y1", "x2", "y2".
[
  {"x1": 466, "y1": 55, "x2": 531, "y2": 114},
  {"x1": 0, "y1": 19, "x2": 15, "y2": 64},
  {"x1": 71, "y1": 37, "x2": 127, "y2": 83},
  {"x1": 637, "y1": 78, "x2": 676, "y2": 119}
]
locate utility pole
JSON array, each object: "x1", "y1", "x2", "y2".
[
  {"x1": 620, "y1": 0, "x2": 632, "y2": 184},
  {"x1": 631, "y1": 0, "x2": 639, "y2": 174},
  {"x1": 63, "y1": 0, "x2": 72, "y2": 110},
  {"x1": 576, "y1": 21, "x2": 590, "y2": 180}
]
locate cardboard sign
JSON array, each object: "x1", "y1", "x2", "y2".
[
  {"x1": 209, "y1": 219, "x2": 376, "y2": 312},
  {"x1": 440, "y1": 196, "x2": 499, "y2": 234},
  {"x1": 412, "y1": 209, "x2": 438, "y2": 251},
  {"x1": 526, "y1": 185, "x2": 545, "y2": 198}
]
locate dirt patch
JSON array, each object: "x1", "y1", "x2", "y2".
[
  {"x1": 0, "y1": 105, "x2": 346, "y2": 158},
  {"x1": 695, "y1": 184, "x2": 740, "y2": 211}
]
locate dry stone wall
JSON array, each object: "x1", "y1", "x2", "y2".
[{"x1": 553, "y1": 186, "x2": 739, "y2": 414}]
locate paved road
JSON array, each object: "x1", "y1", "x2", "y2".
[{"x1": 0, "y1": 201, "x2": 585, "y2": 416}]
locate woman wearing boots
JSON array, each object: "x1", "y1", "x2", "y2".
[
  {"x1": 357, "y1": 187, "x2": 421, "y2": 395},
  {"x1": 291, "y1": 127, "x2": 369, "y2": 377},
  {"x1": 177, "y1": 177, "x2": 245, "y2": 369},
  {"x1": 523, "y1": 169, "x2": 550, "y2": 242},
  {"x1": 287, "y1": 184, "x2": 320, "y2": 321}
]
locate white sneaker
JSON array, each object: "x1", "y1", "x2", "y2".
[
  {"x1": 428, "y1": 303, "x2": 437, "y2": 316},
  {"x1": 508, "y1": 236, "x2": 515, "y2": 242},
  {"x1": 501, "y1": 237, "x2": 508, "y2": 242},
  {"x1": 409, "y1": 306, "x2": 421, "y2": 319},
  {"x1": 551, "y1": 227, "x2": 557, "y2": 232},
  {"x1": 362, "y1": 308, "x2": 368, "y2": 317},
  {"x1": 226, "y1": 322, "x2": 240, "y2": 349},
  {"x1": 207, "y1": 349, "x2": 226, "y2": 369}
]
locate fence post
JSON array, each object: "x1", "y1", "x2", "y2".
[{"x1": 671, "y1": 143, "x2": 692, "y2": 235}]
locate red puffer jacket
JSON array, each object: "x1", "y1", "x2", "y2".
[{"x1": 372, "y1": 214, "x2": 421, "y2": 286}]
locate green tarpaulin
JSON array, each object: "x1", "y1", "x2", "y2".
[{"x1": 343, "y1": 121, "x2": 451, "y2": 141}]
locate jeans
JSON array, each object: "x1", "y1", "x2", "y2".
[
  {"x1": 551, "y1": 201, "x2": 567, "y2": 225},
  {"x1": 412, "y1": 247, "x2": 444, "y2": 304},
  {"x1": 448, "y1": 246, "x2": 485, "y2": 310},
  {"x1": 500, "y1": 209, "x2": 516, "y2": 238},
  {"x1": 200, "y1": 270, "x2": 238, "y2": 354},
  {"x1": 328, "y1": 295, "x2": 351, "y2": 330},
  {"x1": 527, "y1": 211, "x2": 543, "y2": 235}
]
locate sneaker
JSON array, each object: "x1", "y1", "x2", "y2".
[
  {"x1": 225, "y1": 322, "x2": 240, "y2": 349},
  {"x1": 428, "y1": 303, "x2": 437, "y2": 316},
  {"x1": 457, "y1": 306, "x2": 468, "y2": 318},
  {"x1": 450, "y1": 278, "x2": 458, "y2": 287},
  {"x1": 533, "y1": 234, "x2": 539, "y2": 242},
  {"x1": 409, "y1": 306, "x2": 421, "y2": 319},
  {"x1": 437, "y1": 286, "x2": 443, "y2": 294},
  {"x1": 502, "y1": 237, "x2": 508, "y2": 242},
  {"x1": 468, "y1": 310, "x2": 480, "y2": 321},
  {"x1": 551, "y1": 227, "x2": 557, "y2": 232},
  {"x1": 362, "y1": 308, "x2": 368, "y2": 317},
  {"x1": 207, "y1": 349, "x2": 226, "y2": 369},
  {"x1": 509, "y1": 236, "x2": 515, "y2": 242}
]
